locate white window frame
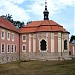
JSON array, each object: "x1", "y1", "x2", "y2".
[
  {"x1": 7, "y1": 32, "x2": 10, "y2": 40},
  {"x1": 22, "y1": 35, "x2": 26, "y2": 42},
  {"x1": 22, "y1": 44, "x2": 26, "y2": 52},
  {"x1": 11, "y1": 44, "x2": 14, "y2": 53},
  {"x1": 12, "y1": 33, "x2": 14, "y2": 41},
  {"x1": 1, "y1": 30, "x2": 5, "y2": 40},
  {"x1": 1, "y1": 43, "x2": 5, "y2": 53},
  {"x1": 7, "y1": 44, "x2": 10, "y2": 53}
]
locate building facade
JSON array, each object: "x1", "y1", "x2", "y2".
[
  {"x1": 0, "y1": 1, "x2": 75, "y2": 64},
  {"x1": 19, "y1": 20, "x2": 70, "y2": 61},
  {"x1": 0, "y1": 17, "x2": 19, "y2": 63}
]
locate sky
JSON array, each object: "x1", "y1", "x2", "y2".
[{"x1": 0, "y1": 0, "x2": 75, "y2": 38}]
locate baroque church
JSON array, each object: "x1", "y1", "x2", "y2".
[{"x1": 0, "y1": 1, "x2": 75, "y2": 64}]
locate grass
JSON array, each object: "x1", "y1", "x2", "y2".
[{"x1": 0, "y1": 59, "x2": 75, "y2": 75}]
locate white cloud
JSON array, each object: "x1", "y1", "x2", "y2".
[
  {"x1": 57, "y1": 0, "x2": 74, "y2": 6},
  {"x1": 27, "y1": 0, "x2": 74, "y2": 19},
  {"x1": 60, "y1": 22, "x2": 74, "y2": 38},
  {"x1": 0, "y1": 0, "x2": 74, "y2": 26},
  {"x1": 7, "y1": 0, "x2": 25, "y2": 4},
  {"x1": 27, "y1": 1, "x2": 44, "y2": 16},
  {"x1": 27, "y1": 0, "x2": 74, "y2": 35},
  {"x1": 0, "y1": 0, "x2": 30, "y2": 23}
]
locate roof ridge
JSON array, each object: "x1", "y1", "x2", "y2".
[
  {"x1": 36, "y1": 21, "x2": 44, "y2": 31},
  {"x1": 48, "y1": 20, "x2": 53, "y2": 31},
  {"x1": 38, "y1": 20, "x2": 45, "y2": 27}
]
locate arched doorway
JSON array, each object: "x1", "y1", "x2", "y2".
[{"x1": 40, "y1": 40, "x2": 47, "y2": 51}]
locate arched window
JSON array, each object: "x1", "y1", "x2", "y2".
[
  {"x1": 64, "y1": 40, "x2": 67, "y2": 50},
  {"x1": 40, "y1": 40, "x2": 47, "y2": 51}
]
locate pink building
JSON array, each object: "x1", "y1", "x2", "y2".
[
  {"x1": 0, "y1": 17, "x2": 19, "y2": 63},
  {"x1": 19, "y1": 20, "x2": 70, "y2": 61},
  {"x1": 0, "y1": 1, "x2": 75, "y2": 63}
]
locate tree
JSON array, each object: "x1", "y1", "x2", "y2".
[
  {"x1": 13, "y1": 21, "x2": 24, "y2": 28},
  {"x1": 27, "y1": 21, "x2": 32, "y2": 24},
  {"x1": 70, "y1": 35, "x2": 75, "y2": 43},
  {"x1": 1, "y1": 14, "x2": 25, "y2": 28}
]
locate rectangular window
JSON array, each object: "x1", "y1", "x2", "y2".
[
  {"x1": 7, "y1": 32, "x2": 10, "y2": 40},
  {"x1": 12, "y1": 33, "x2": 14, "y2": 41},
  {"x1": 15, "y1": 45, "x2": 16, "y2": 52},
  {"x1": 11, "y1": 45, "x2": 14, "y2": 52},
  {"x1": 23, "y1": 46, "x2": 25, "y2": 50},
  {"x1": 1, "y1": 44, "x2": 5, "y2": 53},
  {"x1": 22, "y1": 45, "x2": 26, "y2": 52},
  {"x1": 22, "y1": 35, "x2": 26, "y2": 42},
  {"x1": 2, "y1": 31, "x2": 4, "y2": 37},
  {"x1": 1, "y1": 30, "x2": 5, "y2": 39},
  {"x1": 7, "y1": 44, "x2": 10, "y2": 53}
]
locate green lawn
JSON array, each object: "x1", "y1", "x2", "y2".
[{"x1": 0, "y1": 59, "x2": 75, "y2": 75}]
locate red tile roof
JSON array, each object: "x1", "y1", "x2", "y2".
[
  {"x1": 19, "y1": 20, "x2": 69, "y2": 33},
  {"x1": 0, "y1": 17, "x2": 19, "y2": 32},
  {"x1": 0, "y1": 17, "x2": 69, "y2": 34}
]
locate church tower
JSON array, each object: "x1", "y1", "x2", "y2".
[{"x1": 43, "y1": 0, "x2": 49, "y2": 20}]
